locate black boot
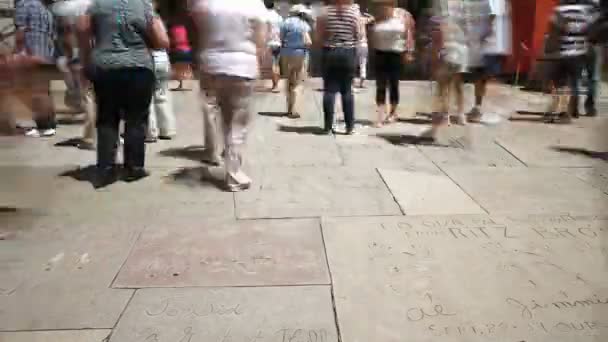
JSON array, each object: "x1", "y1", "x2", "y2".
[
  {"x1": 94, "y1": 165, "x2": 119, "y2": 189},
  {"x1": 123, "y1": 167, "x2": 149, "y2": 183}
]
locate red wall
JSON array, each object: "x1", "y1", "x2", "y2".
[{"x1": 507, "y1": 0, "x2": 558, "y2": 74}]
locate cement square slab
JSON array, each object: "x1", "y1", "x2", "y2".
[
  {"x1": 0, "y1": 166, "x2": 235, "y2": 220},
  {"x1": 418, "y1": 140, "x2": 525, "y2": 168},
  {"x1": 337, "y1": 138, "x2": 441, "y2": 171},
  {"x1": 495, "y1": 121, "x2": 608, "y2": 167},
  {"x1": 113, "y1": 218, "x2": 330, "y2": 287},
  {"x1": 443, "y1": 167, "x2": 608, "y2": 215},
  {"x1": 247, "y1": 132, "x2": 342, "y2": 168},
  {"x1": 109, "y1": 286, "x2": 338, "y2": 342},
  {"x1": 323, "y1": 215, "x2": 608, "y2": 342},
  {"x1": 0, "y1": 330, "x2": 111, "y2": 342},
  {"x1": 235, "y1": 166, "x2": 402, "y2": 219},
  {"x1": 565, "y1": 165, "x2": 608, "y2": 195},
  {"x1": 0, "y1": 135, "x2": 96, "y2": 167},
  {"x1": 0, "y1": 215, "x2": 137, "y2": 331},
  {"x1": 378, "y1": 168, "x2": 486, "y2": 215}
]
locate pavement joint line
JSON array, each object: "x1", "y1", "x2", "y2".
[
  {"x1": 109, "y1": 290, "x2": 136, "y2": 334},
  {"x1": 0, "y1": 328, "x2": 113, "y2": 333},
  {"x1": 375, "y1": 168, "x2": 406, "y2": 216},
  {"x1": 235, "y1": 213, "x2": 412, "y2": 222},
  {"x1": 108, "y1": 224, "x2": 147, "y2": 290},
  {"x1": 236, "y1": 212, "x2": 414, "y2": 220},
  {"x1": 110, "y1": 283, "x2": 333, "y2": 290},
  {"x1": 318, "y1": 218, "x2": 343, "y2": 342},
  {"x1": 416, "y1": 144, "x2": 491, "y2": 215},
  {"x1": 493, "y1": 139, "x2": 528, "y2": 167}
]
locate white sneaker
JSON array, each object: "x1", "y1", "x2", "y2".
[
  {"x1": 40, "y1": 128, "x2": 56, "y2": 137},
  {"x1": 24, "y1": 128, "x2": 40, "y2": 137},
  {"x1": 225, "y1": 170, "x2": 252, "y2": 192}
]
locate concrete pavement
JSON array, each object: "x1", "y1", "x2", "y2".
[{"x1": 1, "y1": 79, "x2": 607, "y2": 342}]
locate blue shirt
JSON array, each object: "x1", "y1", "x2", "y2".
[
  {"x1": 280, "y1": 16, "x2": 310, "y2": 57},
  {"x1": 14, "y1": 0, "x2": 56, "y2": 61}
]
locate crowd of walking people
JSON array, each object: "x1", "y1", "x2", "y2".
[{"x1": 0, "y1": 0, "x2": 606, "y2": 191}]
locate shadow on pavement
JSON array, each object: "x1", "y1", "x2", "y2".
[
  {"x1": 258, "y1": 111, "x2": 287, "y2": 118},
  {"x1": 376, "y1": 133, "x2": 452, "y2": 147},
  {"x1": 333, "y1": 118, "x2": 375, "y2": 126},
  {"x1": 59, "y1": 165, "x2": 116, "y2": 189},
  {"x1": 159, "y1": 145, "x2": 206, "y2": 162},
  {"x1": 55, "y1": 138, "x2": 82, "y2": 148},
  {"x1": 168, "y1": 166, "x2": 226, "y2": 191},
  {"x1": 516, "y1": 110, "x2": 546, "y2": 116},
  {"x1": 508, "y1": 116, "x2": 547, "y2": 123},
  {"x1": 278, "y1": 125, "x2": 327, "y2": 135},
  {"x1": 398, "y1": 117, "x2": 431, "y2": 125},
  {"x1": 56, "y1": 118, "x2": 85, "y2": 125},
  {"x1": 551, "y1": 146, "x2": 608, "y2": 161}
]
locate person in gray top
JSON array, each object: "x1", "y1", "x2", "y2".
[{"x1": 77, "y1": 0, "x2": 169, "y2": 187}]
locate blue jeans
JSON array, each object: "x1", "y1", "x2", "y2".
[{"x1": 322, "y1": 47, "x2": 356, "y2": 131}]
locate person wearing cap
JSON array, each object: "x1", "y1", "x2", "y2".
[{"x1": 280, "y1": 4, "x2": 312, "y2": 119}]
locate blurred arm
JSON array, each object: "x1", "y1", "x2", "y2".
[{"x1": 75, "y1": 14, "x2": 92, "y2": 69}]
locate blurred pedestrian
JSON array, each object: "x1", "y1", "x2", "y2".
[
  {"x1": 371, "y1": 0, "x2": 414, "y2": 126},
  {"x1": 13, "y1": 0, "x2": 57, "y2": 138},
  {"x1": 467, "y1": 0, "x2": 512, "y2": 122},
  {"x1": 316, "y1": 0, "x2": 359, "y2": 135},
  {"x1": 51, "y1": 0, "x2": 95, "y2": 149},
  {"x1": 356, "y1": 5, "x2": 374, "y2": 89},
  {"x1": 77, "y1": 0, "x2": 169, "y2": 187},
  {"x1": 280, "y1": 4, "x2": 312, "y2": 119},
  {"x1": 422, "y1": 0, "x2": 490, "y2": 141},
  {"x1": 574, "y1": 0, "x2": 601, "y2": 117},
  {"x1": 169, "y1": 13, "x2": 194, "y2": 91},
  {"x1": 544, "y1": 0, "x2": 599, "y2": 123},
  {"x1": 147, "y1": 0, "x2": 176, "y2": 142},
  {"x1": 265, "y1": 0, "x2": 283, "y2": 93},
  {"x1": 191, "y1": 0, "x2": 267, "y2": 192}
]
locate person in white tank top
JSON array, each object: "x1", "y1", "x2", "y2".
[{"x1": 371, "y1": 0, "x2": 414, "y2": 127}]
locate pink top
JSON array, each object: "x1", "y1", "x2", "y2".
[{"x1": 170, "y1": 25, "x2": 191, "y2": 52}]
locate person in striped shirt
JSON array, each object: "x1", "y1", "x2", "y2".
[
  {"x1": 545, "y1": 0, "x2": 599, "y2": 123},
  {"x1": 316, "y1": 0, "x2": 359, "y2": 135}
]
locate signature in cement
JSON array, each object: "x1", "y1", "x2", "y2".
[
  {"x1": 145, "y1": 298, "x2": 242, "y2": 317},
  {"x1": 407, "y1": 293, "x2": 456, "y2": 322},
  {"x1": 506, "y1": 294, "x2": 608, "y2": 319}
]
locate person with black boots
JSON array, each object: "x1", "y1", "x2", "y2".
[{"x1": 77, "y1": 0, "x2": 169, "y2": 187}]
